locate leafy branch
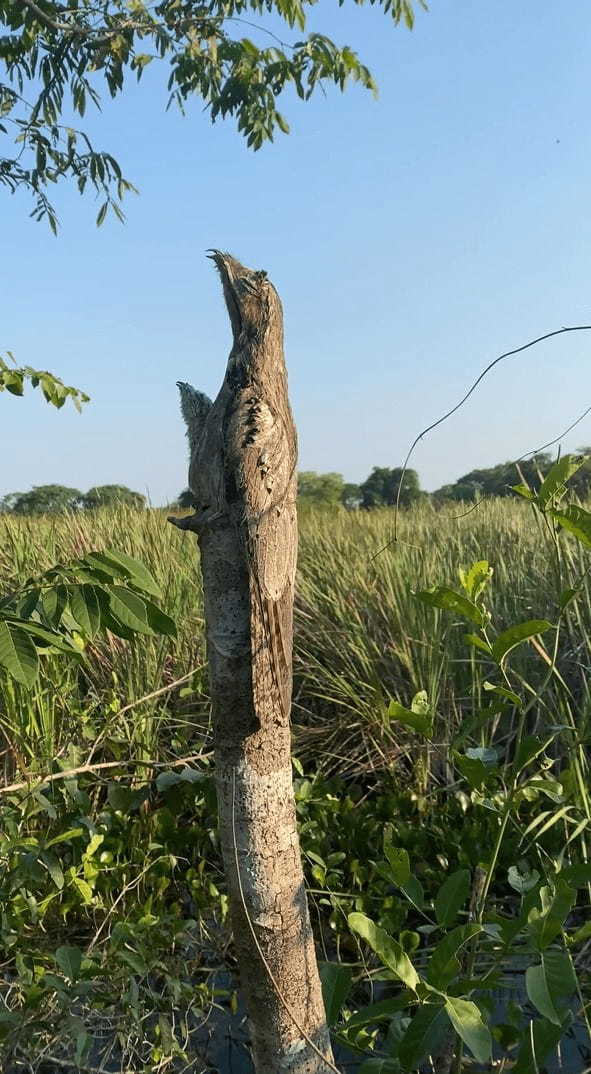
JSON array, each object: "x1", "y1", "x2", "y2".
[{"x1": 0, "y1": 352, "x2": 90, "y2": 409}]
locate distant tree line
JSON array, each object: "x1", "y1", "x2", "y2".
[
  {"x1": 4, "y1": 452, "x2": 591, "y2": 515},
  {"x1": 297, "y1": 449, "x2": 591, "y2": 509},
  {"x1": 0, "y1": 484, "x2": 146, "y2": 514}
]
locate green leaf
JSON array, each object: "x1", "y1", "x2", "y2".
[
  {"x1": 348, "y1": 914, "x2": 419, "y2": 991},
  {"x1": 426, "y1": 924, "x2": 481, "y2": 989},
  {"x1": 453, "y1": 751, "x2": 490, "y2": 790},
  {"x1": 387, "y1": 698, "x2": 432, "y2": 737},
  {"x1": 511, "y1": 483, "x2": 535, "y2": 501},
  {"x1": 0, "y1": 620, "x2": 39, "y2": 686},
  {"x1": 119, "y1": 949, "x2": 148, "y2": 976},
  {"x1": 550, "y1": 503, "x2": 591, "y2": 550},
  {"x1": 72, "y1": 877, "x2": 94, "y2": 903},
  {"x1": 508, "y1": 864, "x2": 540, "y2": 894},
  {"x1": 143, "y1": 599, "x2": 177, "y2": 637},
  {"x1": 559, "y1": 863, "x2": 591, "y2": 887},
  {"x1": 319, "y1": 962, "x2": 353, "y2": 1026},
  {"x1": 384, "y1": 846, "x2": 410, "y2": 886},
  {"x1": 383, "y1": 847, "x2": 425, "y2": 908},
  {"x1": 343, "y1": 996, "x2": 409, "y2": 1032},
  {"x1": 458, "y1": 560, "x2": 492, "y2": 602},
  {"x1": 108, "y1": 587, "x2": 154, "y2": 635},
  {"x1": 512, "y1": 1017, "x2": 566, "y2": 1074},
  {"x1": 443, "y1": 996, "x2": 491, "y2": 1063},
  {"x1": 416, "y1": 586, "x2": 485, "y2": 626},
  {"x1": 483, "y1": 681, "x2": 522, "y2": 707},
  {"x1": 525, "y1": 950, "x2": 576, "y2": 1025},
  {"x1": 357, "y1": 1060, "x2": 400, "y2": 1074},
  {"x1": 89, "y1": 549, "x2": 161, "y2": 597},
  {"x1": 399, "y1": 1003, "x2": 449, "y2": 1069},
  {"x1": 3, "y1": 618, "x2": 78, "y2": 653},
  {"x1": 69, "y1": 585, "x2": 100, "y2": 637},
  {"x1": 55, "y1": 945, "x2": 83, "y2": 981},
  {"x1": 434, "y1": 870, "x2": 471, "y2": 927},
  {"x1": 491, "y1": 620, "x2": 552, "y2": 665},
  {"x1": 40, "y1": 851, "x2": 64, "y2": 890},
  {"x1": 528, "y1": 881, "x2": 576, "y2": 950},
  {"x1": 463, "y1": 633, "x2": 492, "y2": 654},
  {"x1": 44, "y1": 827, "x2": 84, "y2": 849},
  {"x1": 42, "y1": 585, "x2": 68, "y2": 625},
  {"x1": 537, "y1": 455, "x2": 586, "y2": 508}
]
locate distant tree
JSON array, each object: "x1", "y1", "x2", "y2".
[
  {"x1": 176, "y1": 488, "x2": 196, "y2": 509},
  {"x1": 0, "y1": 492, "x2": 22, "y2": 513},
  {"x1": 341, "y1": 483, "x2": 362, "y2": 510},
  {"x1": 432, "y1": 454, "x2": 554, "y2": 504},
  {"x1": 298, "y1": 472, "x2": 344, "y2": 506},
  {"x1": 8, "y1": 485, "x2": 82, "y2": 514},
  {"x1": 82, "y1": 485, "x2": 145, "y2": 509},
  {"x1": 359, "y1": 467, "x2": 422, "y2": 509}
]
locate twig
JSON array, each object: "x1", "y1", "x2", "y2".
[
  {"x1": 0, "y1": 750, "x2": 210, "y2": 795},
  {"x1": 84, "y1": 664, "x2": 204, "y2": 766}
]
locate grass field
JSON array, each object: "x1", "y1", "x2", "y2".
[{"x1": 1, "y1": 498, "x2": 590, "y2": 1072}]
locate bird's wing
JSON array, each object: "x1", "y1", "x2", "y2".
[{"x1": 225, "y1": 394, "x2": 297, "y2": 722}]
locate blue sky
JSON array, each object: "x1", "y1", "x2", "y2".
[{"x1": 3, "y1": 0, "x2": 591, "y2": 503}]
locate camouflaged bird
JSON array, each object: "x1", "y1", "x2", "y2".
[{"x1": 169, "y1": 251, "x2": 298, "y2": 723}]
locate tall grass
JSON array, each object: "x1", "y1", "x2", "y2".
[{"x1": 1, "y1": 497, "x2": 590, "y2": 785}]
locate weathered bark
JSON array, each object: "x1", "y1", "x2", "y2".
[{"x1": 169, "y1": 252, "x2": 335, "y2": 1073}]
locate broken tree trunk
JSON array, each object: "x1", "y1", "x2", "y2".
[{"x1": 169, "y1": 252, "x2": 335, "y2": 1074}]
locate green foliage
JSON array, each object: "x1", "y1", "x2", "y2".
[
  {"x1": 2, "y1": 467, "x2": 591, "y2": 1071},
  {"x1": 0, "y1": 546, "x2": 174, "y2": 686},
  {"x1": 0, "y1": 0, "x2": 425, "y2": 227},
  {"x1": 0, "y1": 354, "x2": 89, "y2": 409},
  {"x1": 433, "y1": 450, "x2": 591, "y2": 504},
  {"x1": 5, "y1": 484, "x2": 83, "y2": 515},
  {"x1": 81, "y1": 484, "x2": 146, "y2": 509},
  {"x1": 360, "y1": 466, "x2": 422, "y2": 509},
  {"x1": 298, "y1": 471, "x2": 345, "y2": 506},
  {"x1": 2, "y1": 483, "x2": 146, "y2": 514}
]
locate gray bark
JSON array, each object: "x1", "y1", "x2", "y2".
[{"x1": 169, "y1": 252, "x2": 335, "y2": 1073}]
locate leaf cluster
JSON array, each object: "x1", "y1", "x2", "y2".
[
  {"x1": 0, "y1": 546, "x2": 176, "y2": 686},
  {"x1": 0, "y1": 0, "x2": 425, "y2": 225}
]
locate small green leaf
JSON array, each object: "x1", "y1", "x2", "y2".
[
  {"x1": 458, "y1": 560, "x2": 492, "y2": 601},
  {"x1": 511, "y1": 483, "x2": 535, "y2": 500},
  {"x1": 550, "y1": 503, "x2": 591, "y2": 550},
  {"x1": 463, "y1": 633, "x2": 492, "y2": 654},
  {"x1": 348, "y1": 913, "x2": 419, "y2": 991},
  {"x1": 537, "y1": 455, "x2": 586, "y2": 508},
  {"x1": 0, "y1": 621, "x2": 39, "y2": 686},
  {"x1": 491, "y1": 620, "x2": 552, "y2": 665},
  {"x1": 55, "y1": 945, "x2": 83, "y2": 981},
  {"x1": 387, "y1": 698, "x2": 432, "y2": 737},
  {"x1": 525, "y1": 950, "x2": 576, "y2": 1025},
  {"x1": 384, "y1": 846, "x2": 410, "y2": 887},
  {"x1": 434, "y1": 869, "x2": 471, "y2": 927},
  {"x1": 108, "y1": 587, "x2": 154, "y2": 635},
  {"x1": 319, "y1": 962, "x2": 353, "y2": 1026},
  {"x1": 508, "y1": 864, "x2": 540, "y2": 894},
  {"x1": 416, "y1": 586, "x2": 485, "y2": 626},
  {"x1": 426, "y1": 924, "x2": 481, "y2": 989},
  {"x1": 512, "y1": 1016, "x2": 566, "y2": 1074},
  {"x1": 444, "y1": 996, "x2": 491, "y2": 1063},
  {"x1": 528, "y1": 881, "x2": 576, "y2": 950},
  {"x1": 483, "y1": 681, "x2": 522, "y2": 707},
  {"x1": 40, "y1": 851, "x2": 64, "y2": 890},
  {"x1": 399, "y1": 1003, "x2": 449, "y2": 1069},
  {"x1": 69, "y1": 585, "x2": 100, "y2": 637}
]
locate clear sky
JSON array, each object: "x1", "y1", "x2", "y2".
[{"x1": 3, "y1": 0, "x2": 591, "y2": 504}]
